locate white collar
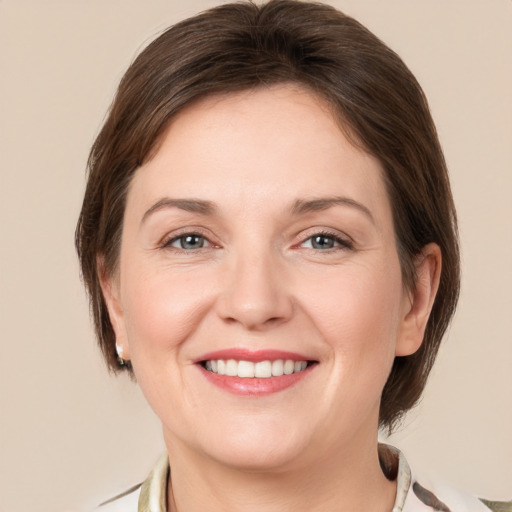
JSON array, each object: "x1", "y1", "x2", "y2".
[{"x1": 137, "y1": 444, "x2": 412, "y2": 512}]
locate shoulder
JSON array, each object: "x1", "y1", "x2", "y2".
[
  {"x1": 92, "y1": 453, "x2": 169, "y2": 512},
  {"x1": 383, "y1": 444, "x2": 510, "y2": 512},
  {"x1": 479, "y1": 499, "x2": 512, "y2": 512},
  {"x1": 94, "y1": 483, "x2": 141, "y2": 512},
  {"x1": 405, "y1": 468, "x2": 510, "y2": 512}
]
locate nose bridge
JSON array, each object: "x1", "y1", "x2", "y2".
[{"x1": 217, "y1": 237, "x2": 292, "y2": 329}]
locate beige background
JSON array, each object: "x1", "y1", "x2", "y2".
[{"x1": 1, "y1": 1, "x2": 511, "y2": 511}]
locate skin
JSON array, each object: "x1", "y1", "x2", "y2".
[{"x1": 101, "y1": 85, "x2": 441, "y2": 512}]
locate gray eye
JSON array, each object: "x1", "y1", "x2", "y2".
[
  {"x1": 172, "y1": 234, "x2": 207, "y2": 250},
  {"x1": 310, "y1": 235, "x2": 336, "y2": 249}
]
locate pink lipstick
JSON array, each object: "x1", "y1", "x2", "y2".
[{"x1": 195, "y1": 349, "x2": 317, "y2": 396}]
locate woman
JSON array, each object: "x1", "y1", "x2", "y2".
[{"x1": 75, "y1": 1, "x2": 509, "y2": 511}]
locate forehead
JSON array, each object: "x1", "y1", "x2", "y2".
[
  {"x1": 127, "y1": 85, "x2": 391, "y2": 229},
  {"x1": 156, "y1": 85, "x2": 359, "y2": 163}
]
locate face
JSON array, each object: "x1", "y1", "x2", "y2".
[{"x1": 104, "y1": 85, "x2": 430, "y2": 472}]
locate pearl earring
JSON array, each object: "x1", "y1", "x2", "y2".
[{"x1": 116, "y1": 344, "x2": 126, "y2": 366}]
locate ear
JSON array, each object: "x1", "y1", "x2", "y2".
[
  {"x1": 97, "y1": 257, "x2": 131, "y2": 361},
  {"x1": 395, "y1": 243, "x2": 442, "y2": 357}
]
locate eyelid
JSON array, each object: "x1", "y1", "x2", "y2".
[
  {"x1": 168, "y1": 234, "x2": 211, "y2": 250},
  {"x1": 159, "y1": 227, "x2": 219, "y2": 250},
  {"x1": 295, "y1": 228, "x2": 354, "y2": 250},
  {"x1": 157, "y1": 226, "x2": 353, "y2": 252}
]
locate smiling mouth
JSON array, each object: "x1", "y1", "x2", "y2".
[{"x1": 201, "y1": 359, "x2": 313, "y2": 378}]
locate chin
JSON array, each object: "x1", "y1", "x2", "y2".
[
  {"x1": 181, "y1": 415, "x2": 317, "y2": 473},
  {"x1": 208, "y1": 437, "x2": 309, "y2": 473}
]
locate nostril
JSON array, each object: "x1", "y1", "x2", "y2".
[
  {"x1": 266, "y1": 316, "x2": 284, "y2": 324},
  {"x1": 214, "y1": 269, "x2": 295, "y2": 330}
]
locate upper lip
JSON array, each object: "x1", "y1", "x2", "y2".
[{"x1": 194, "y1": 348, "x2": 316, "y2": 364}]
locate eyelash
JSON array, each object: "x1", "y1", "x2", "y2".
[
  {"x1": 161, "y1": 230, "x2": 353, "y2": 253},
  {"x1": 161, "y1": 231, "x2": 214, "y2": 251},
  {"x1": 299, "y1": 230, "x2": 354, "y2": 251}
]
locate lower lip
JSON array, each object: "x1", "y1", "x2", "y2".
[{"x1": 198, "y1": 365, "x2": 315, "y2": 396}]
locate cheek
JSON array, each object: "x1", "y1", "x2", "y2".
[
  {"x1": 120, "y1": 262, "x2": 214, "y2": 358},
  {"x1": 118, "y1": 263, "x2": 218, "y2": 418},
  {"x1": 304, "y1": 258, "x2": 404, "y2": 364}
]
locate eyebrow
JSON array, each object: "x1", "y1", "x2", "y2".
[
  {"x1": 291, "y1": 196, "x2": 375, "y2": 224},
  {"x1": 141, "y1": 198, "x2": 216, "y2": 224},
  {"x1": 141, "y1": 195, "x2": 374, "y2": 225}
]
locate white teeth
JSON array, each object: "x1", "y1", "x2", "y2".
[
  {"x1": 203, "y1": 359, "x2": 310, "y2": 378},
  {"x1": 255, "y1": 360, "x2": 272, "y2": 378},
  {"x1": 271, "y1": 359, "x2": 284, "y2": 376},
  {"x1": 283, "y1": 360, "x2": 295, "y2": 375},
  {"x1": 225, "y1": 359, "x2": 238, "y2": 377},
  {"x1": 237, "y1": 360, "x2": 255, "y2": 378}
]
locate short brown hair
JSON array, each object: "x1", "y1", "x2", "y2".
[{"x1": 76, "y1": 0, "x2": 460, "y2": 431}]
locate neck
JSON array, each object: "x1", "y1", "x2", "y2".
[{"x1": 164, "y1": 434, "x2": 396, "y2": 512}]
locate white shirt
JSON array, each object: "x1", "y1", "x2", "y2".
[{"x1": 96, "y1": 445, "x2": 509, "y2": 512}]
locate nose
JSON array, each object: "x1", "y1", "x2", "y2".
[{"x1": 215, "y1": 248, "x2": 294, "y2": 330}]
